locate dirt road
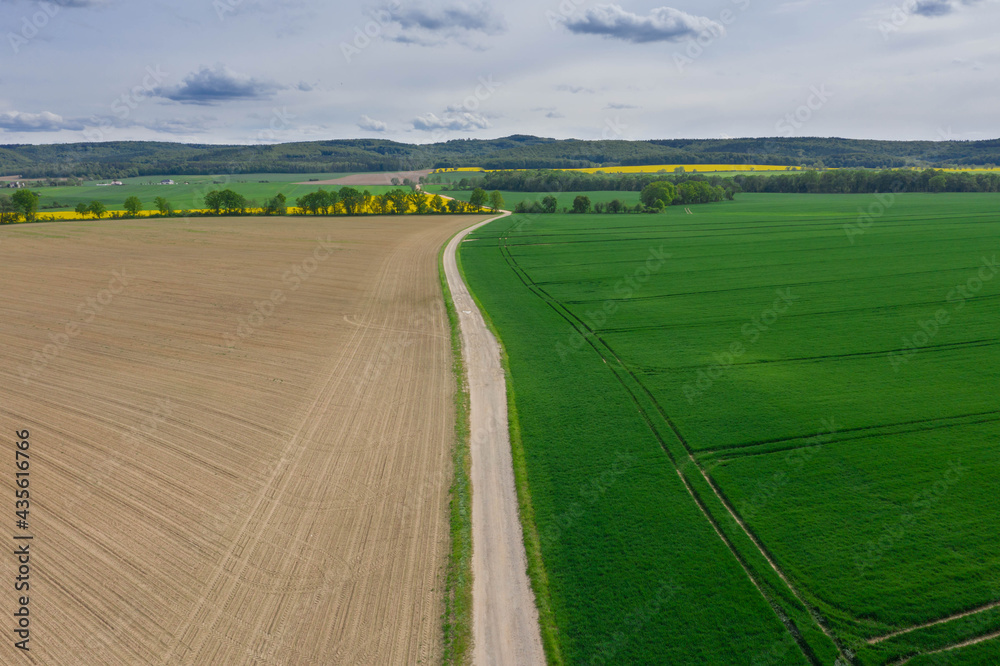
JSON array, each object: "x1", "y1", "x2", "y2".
[
  {"x1": 443, "y1": 213, "x2": 546, "y2": 666},
  {"x1": 0, "y1": 214, "x2": 484, "y2": 664}
]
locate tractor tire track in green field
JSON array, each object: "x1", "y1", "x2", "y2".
[{"x1": 494, "y1": 218, "x2": 846, "y2": 665}]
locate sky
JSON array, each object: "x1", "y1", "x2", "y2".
[{"x1": 1, "y1": 0, "x2": 998, "y2": 145}]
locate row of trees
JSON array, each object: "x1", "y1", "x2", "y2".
[
  {"x1": 468, "y1": 169, "x2": 744, "y2": 199},
  {"x1": 509, "y1": 181, "x2": 731, "y2": 215},
  {"x1": 0, "y1": 189, "x2": 179, "y2": 223},
  {"x1": 201, "y1": 187, "x2": 504, "y2": 216},
  {"x1": 733, "y1": 168, "x2": 1000, "y2": 194},
  {"x1": 71, "y1": 196, "x2": 174, "y2": 219},
  {"x1": 0, "y1": 186, "x2": 506, "y2": 224}
]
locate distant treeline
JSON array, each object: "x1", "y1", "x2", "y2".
[
  {"x1": 466, "y1": 169, "x2": 743, "y2": 196},
  {"x1": 452, "y1": 167, "x2": 1000, "y2": 196},
  {"x1": 733, "y1": 168, "x2": 1000, "y2": 194},
  {"x1": 3, "y1": 135, "x2": 1000, "y2": 179}
]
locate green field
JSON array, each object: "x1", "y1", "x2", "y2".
[
  {"x1": 458, "y1": 193, "x2": 1000, "y2": 664},
  {"x1": 30, "y1": 174, "x2": 403, "y2": 212},
  {"x1": 427, "y1": 186, "x2": 643, "y2": 211}
]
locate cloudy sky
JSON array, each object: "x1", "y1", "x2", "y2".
[{"x1": 1, "y1": 0, "x2": 998, "y2": 145}]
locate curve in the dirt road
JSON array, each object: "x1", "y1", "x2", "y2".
[{"x1": 443, "y1": 211, "x2": 546, "y2": 666}]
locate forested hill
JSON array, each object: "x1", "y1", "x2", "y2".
[{"x1": 2, "y1": 135, "x2": 999, "y2": 179}]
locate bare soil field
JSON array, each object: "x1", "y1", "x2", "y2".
[
  {"x1": 298, "y1": 169, "x2": 434, "y2": 186},
  {"x1": 0, "y1": 213, "x2": 487, "y2": 664}
]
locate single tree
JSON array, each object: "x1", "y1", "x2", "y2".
[
  {"x1": 88, "y1": 201, "x2": 107, "y2": 219},
  {"x1": 489, "y1": 190, "x2": 504, "y2": 213},
  {"x1": 0, "y1": 194, "x2": 17, "y2": 224},
  {"x1": 572, "y1": 195, "x2": 592, "y2": 214},
  {"x1": 204, "y1": 190, "x2": 224, "y2": 214},
  {"x1": 75, "y1": 202, "x2": 90, "y2": 219},
  {"x1": 339, "y1": 187, "x2": 363, "y2": 215},
  {"x1": 154, "y1": 196, "x2": 172, "y2": 216},
  {"x1": 469, "y1": 187, "x2": 488, "y2": 210},
  {"x1": 541, "y1": 195, "x2": 558, "y2": 214},
  {"x1": 264, "y1": 193, "x2": 287, "y2": 216},
  {"x1": 123, "y1": 196, "x2": 143, "y2": 217},
  {"x1": 11, "y1": 189, "x2": 40, "y2": 223},
  {"x1": 406, "y1": 190, "x2": 427, "y2": 214},
  {"x1": 219, "y1": 189, "x2": 247, "y2": 214},
  {"x1": 430, "y1": 195, "x2": 445, "y2": 213},
  {"x1": 446, "y1": 197, "x2": 464, "y2": 214},
  {"x1": 387, "y1": 189, "x2": 408, "y2": 214}
]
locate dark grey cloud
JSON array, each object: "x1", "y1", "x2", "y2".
[
  {"x1": 358, "y1": 115, "x2": 388, "y2": 132},
  {"x1": 38, "y1": 0, "x2": 108, "y2": 6},
  {"x1": 546, "y1": 111, "x2": 565, "y2": 118},
  {"x1": 914, "y1": 0, "x2": 955, "y2": 15},
  {"x1": 384, "y1": 1, "x2": 505, "y2": 46},
  {"x1": 555, "y1": 84, "x2": 595, "y2": 94},
  {"x1": 412, "y1": 111, "x2": 490, "y2": 131},
  {"x1": 0, "y1": 111, "x2": 83, "y2": 132},
  {"x1": 564, "y1": 4, "x2": 724, "y2": 44},
  {"x1": 913, "y1": 0, "x2": 987, "y2": 16},
  {"x1": 605, "y1": 102, "x2": 638, "y2": 109},
  {"x1": 154, "y1": 65, "x2": 282, "y2": 105}
]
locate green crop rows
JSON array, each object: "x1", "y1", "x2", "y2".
[{"x1": 458, "y1": 193, "x2": 1000, "y2": 664}]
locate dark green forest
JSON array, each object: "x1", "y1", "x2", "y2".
[
  {"x1": 2, "y1": 135, "x2": 999, "y2": 179},
  {"x1": 466, "y1": 167, "x2": 1000, "y2": 195}
]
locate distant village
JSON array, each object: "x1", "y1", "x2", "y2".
[{"x1": 4, "y1": 177, "x2": 184, "y2": 188}]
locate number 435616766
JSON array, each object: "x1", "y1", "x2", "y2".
[{"x1": 15, "y1": 431, "x2": 29, "y2": 530}]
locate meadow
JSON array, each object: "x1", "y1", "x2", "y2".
[
  {"x1": 425, "y1": 186, "x2": 643, "y2": 211},
  {"x1": 459, "y1": 193, "x2": 1000, "y2": 664},
  {"x1": 28, "y1": 173, "x2": 402, "y2": 212}
]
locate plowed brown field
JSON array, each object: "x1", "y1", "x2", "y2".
[{"x1": 0, "y1": 214, "x2": 487, "y2": 664}]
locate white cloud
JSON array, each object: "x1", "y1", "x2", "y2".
[
  {"x1": 358, "y1": 114, "x2": 388, "y2": 132},
  {"x1": 0, "y1": 111, "x2": 83, "y2": 132},
  {"x1": 412, "y1": 111, "x2": 491, "y2": 131}
]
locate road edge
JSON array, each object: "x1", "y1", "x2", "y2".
[
  {"x1": 439, "y1": 234, "x2": 475, "y2": 665},
  {"x1": 443, "y1": 212, "x2": 547, "y2": 666}
]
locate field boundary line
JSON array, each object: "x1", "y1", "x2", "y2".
[
  {"x1": 924, "y1": 628, "x2": 1000, "y2": 654},
  {"x1": 438, "y1": 234, "x2": 475, "y2": 665},
  {"x1": 642, "y1": 338, "x2": 1000, "y2": 372},
  {"x1": 702, "y1": 409, "x2": 1000, "y2": 458},
  {"x1": 868, "y1": 600, "x2": 1000, "y2": 644}
]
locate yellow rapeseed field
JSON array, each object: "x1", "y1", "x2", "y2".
[
  {"x1": 435, "y1": 165, "x2": 801, "y2": 175},
  {"x1": 558, "y1": 164, "x2": 802, "y2": 174},
  {"x1": 27, "y1": 194, "x2": 462, "y2": 222}
]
